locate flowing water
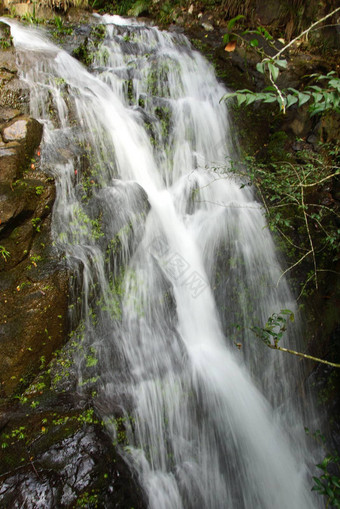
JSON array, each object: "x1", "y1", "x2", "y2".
[{"x1": 4, "y1": 15, "x2": 321, "y2": 508}]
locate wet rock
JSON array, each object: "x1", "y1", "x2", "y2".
[
  {"x1": 0, "y1": 76, "x2": 30, "y2": 110},
  {"x1": 0, "y1": 116, "x2": 43, "y2": 179},
  {"x1": 288, "y1": 114, "x2": 312, "y2": 138},
  {"x1": 0, "y1": 46, "x2": 29, "y2": 110},
  {"x1": 0, "y1": 26, "x2": 70, "y2": 401},
  {"x1": 3, "y1": 118, "x2": 31, "y2": 142},
  {"x1": 0, "y1": 178, "x2": 54, "y2": 235},
  {"x1": 0, "y1": 176, "x2": 67, "y2": 397},
  {"x1": 0, "y1": 142, "x2": 22, "y2": 181},
  {"x1": 0, "y1": 261, "x2": 69, "y2": 396},
  {"x1": 0, "y1": 116, "x2": 67, "y2": 399},
  {"x1": 0, "y1": 401, "x2": 146, "y2": 509},
  {"x1": 0, "y1": 46, "x2": 17, "y2": 75}
]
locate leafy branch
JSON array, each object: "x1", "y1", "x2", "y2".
[
  {"x1": 222, "y1": 71, "x2": 340, "y2": 115},
  {"x1": 221, "y1": 7, "x2": 340, "y2": 114},
  {"x1": 312, "y1": 454, "x2": 340, "y2": 507},
  {"x1": 251, "y1": 310, "x2": 340, "y2": 368}
]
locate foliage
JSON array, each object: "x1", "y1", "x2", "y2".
[
  {"x1": 251, "y1": 309, "x2": 294, "y2": 347},
  {"x1": 222, "y1": 14, "x2": 245, "y2": 45},
  {"x1": 312, "y1": 454, "x2": 340, "y2": 507},
  {"x1": 127, "y1": 0, "x2": 150, "y2": 17},
  {"x1": 304, "y1": 429, "x2": 340, "y2": 507},
  {"x1": 104, "y1": 0, "x2": 148, "y2": 16},
  {"x1": 0, "y1": 245, "x2": 10, "y2": 261},
  {"x1": 20, "y1": 4, "x2": 44, "y2": 25},
  {"x1": 222, "y1": 71, "x2": 340, "y2": 116},
  {"x1": 251, "y1": 310, "x2": 340, "y2": 368},
  {"x1": 221, "y1": 7, "x2": 340, "y2": 114},
  {"x1": 31, "y1": 217, "x2": 42, "y2": 232},
  {"x1": 227, "y1": 146, "x2": 340, "y2": 296},
  {"x1": 0, "y1": 24, "x2": 12, "y2": 49},
  {"x1": 51, "y1": 15, "x2": 73, "y2": 36},
  {"x1": 72, "y1": 24, "x2": 106, "y2": 66}
]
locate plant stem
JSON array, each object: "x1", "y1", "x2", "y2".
[{"x1": 268, "y1": 343, "x2": 340, "y2": 368}]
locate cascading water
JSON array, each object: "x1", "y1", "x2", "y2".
[{"x1": 4, "y1": 15, "x2": 321, "y2": 508}]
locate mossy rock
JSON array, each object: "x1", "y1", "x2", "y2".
[{"x1": 0, "y1": 398, "x2": 146, "y2": 508}]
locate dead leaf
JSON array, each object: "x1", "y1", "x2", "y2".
[{"x1": 225, "y1": 41, "x2": 236, "y2": 52}]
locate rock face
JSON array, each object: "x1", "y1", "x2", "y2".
[
  {"x1": 0, "y1": 31, "x2": 69, "y2": 399},
  {"x1": 0, "y1": 109, "x2": 69, "y2": 397}
]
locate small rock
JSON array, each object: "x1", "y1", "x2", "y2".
[
  {"x1": 0, "y1": 117, "x2": 43, "y2": 181},
  {"x1": 201, "y1": 22, "x2": 214, "y2": 32},
  {"x1": 307, "y1": 134, "x2": 317, "y2": 144},
  {"x1": 2, "y1": 119, "x2": 29, "y2": 142}
]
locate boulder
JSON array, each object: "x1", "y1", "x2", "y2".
[
  {"x1": 0, "y1": 117, "x2": 43, "y2": 181},
  {"x1": 0, "y1": 400, "x2": 146, "y2": 508}
]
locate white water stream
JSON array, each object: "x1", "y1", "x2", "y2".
[{"x1": 4, "y1": 15, "x2": 321, "y2": 508}]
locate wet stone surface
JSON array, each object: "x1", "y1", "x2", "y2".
[{"x1": 0, "y1": 401, "x2": 146, "y2": 509}]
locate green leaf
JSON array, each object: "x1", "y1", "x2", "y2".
[
  {"x1": 220, "y1": 92, "x2": 236, "y2": 103},
  {"x1": 268, "y1": 62, "x2": 279, "y2": 82},
  {"x1": 318, "y1": 456, "x2": 332, "y2": 470},
  {"x1": 227, "y1": 14, "x2": 245, "y2": 33},
  {"x1": 223, "y1": 33, "x2": 230, "y2": 45},
  {"x1": 311, "y1": 92, "x2": 323, "y2": 103},
  {"x1": 286, "y1": 94, "x2": 298, "y2": 108},
  {"x1": 326, "y1": 486, "x2": 334, "y2": 498},
  {"x1": 86, "y1": 355, "x2": 98, "y2": 367},
  {"x1": 127, "y1": 0, "x2": 150, "y2": 17},
  {"x1": 258, "y1": 26, "x2": 273, "y2": 40},
  {"x1": 262, "y1": 94, "x2": 277, "y2": 103},
  {"x1": 245, "y1": 94, "x2": 257, "y2": 105},
  {"x1": 312, "y1": 477, "x2": 323, "y2": 487},
  {"x1": 328, "y1": 79, "x2": 340, "y2": 91},
  {"x1": 331, "y1": 477, "x2": 340, "y2": 489},
  {"x1": 276, "y1": 59, "x2": 288, "y2": 69},
  {"x1": 256, "y1": 62, "x2": 265, "y2": 74},
  {"x1": 309, "y1": 105, "x2": 325, "y2": 116},
  {"x1": 250, "y1": 38, "x2": 259, "y2": 47},
  {"x1": 297, "y1": 92, "x2": 311, "y2": 106},
  {"x1": 237, "y1": 94, "x2": 247, "y2": 106}
]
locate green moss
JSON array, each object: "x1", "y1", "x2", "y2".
[{"x1": 266, "y1": 131, "x2": 290, "y2": 161}]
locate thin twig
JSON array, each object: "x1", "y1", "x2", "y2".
[
  {"x1": 271, "y1": 7, "x2": 340, "y2": 60},
  {"x1": 276, "y1": 226, "x2": 308, "y2": 252},
  {"x1": 276, "y1": 249, "x2": 313, "y2": 286},
  {"x1": 301, "y1": 185, "x2": 318, "y2": 288},
  {"x1": 297, "y1": 171, "x2": 340, "y2": 188},
  {"x1": 308, "y1": 202, "x2": 340, "y2": 218},
  {"x1": 290, "y1": 163, "x2": 318, "y2": 289}
]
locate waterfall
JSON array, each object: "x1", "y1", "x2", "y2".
[{"x1": 4, "y1": 15, "x2": 321, "y2": 508}]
